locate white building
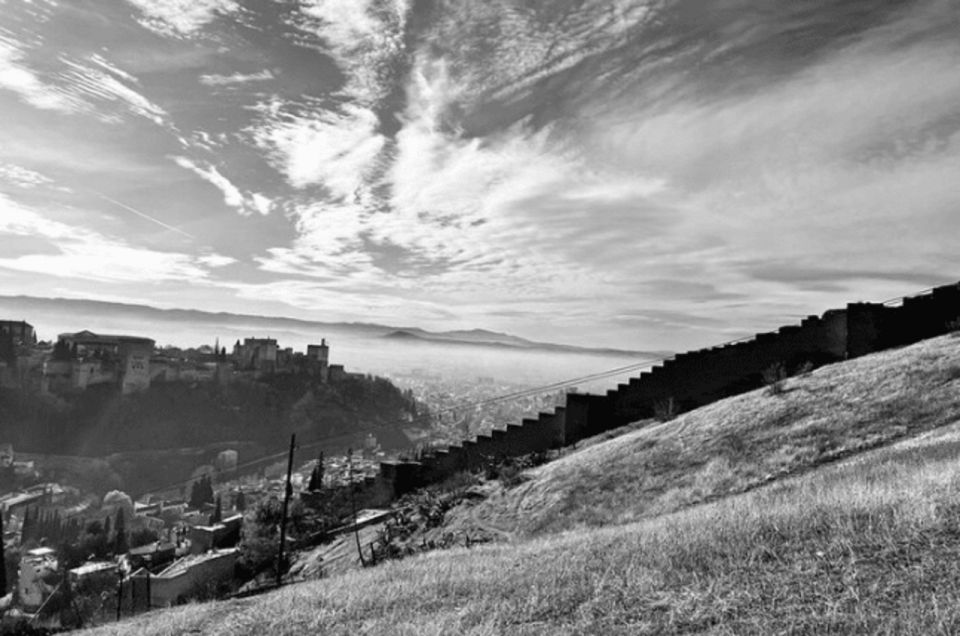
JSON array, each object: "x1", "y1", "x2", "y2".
[{"x1": 19, "y1": 547, "x2": 58, "y2": 610}]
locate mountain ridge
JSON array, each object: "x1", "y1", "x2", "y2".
[{"x1": 0, "y1": 294, "x2": 663, "y2": 358}]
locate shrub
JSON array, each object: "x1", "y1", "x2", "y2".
[
  {"x1": 653, "y1": 397, "x2": 677, "y2": 422},
  {"x1": 794, "y1": 360, "x2": 815, "y2": 376},
  {"x1": 763, "y1": 363, "x2": 788, "y2": 395}
]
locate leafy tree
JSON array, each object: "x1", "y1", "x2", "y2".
[
  {"x1": 129, "y1": 527, "x2": 158, "y2": 550},
  {"x1": 77, "y1": 522, "x2": 109, "y2": 560},
  {"x1": 51, "y1": 339, "x2": 71, "y2": 361},
  {"x1": 307, "y1": 452, "x2": 325, "y2": 491},
  {"x1": 237, "y1": 497, "x2": 306, "y2": 581},
  {"x1": 189, "y1": 475, "x2": 215, "y2": 509}
]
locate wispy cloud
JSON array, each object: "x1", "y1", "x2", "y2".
[
  {"x1": 0, "y1": 163, "x2": 56, "y2": 189},
  {"x1": 295, "y1": 0, "x2": 409, "y2": 104},
  {"x1": 171, "y1": 156, "x2": 271, "y2": 216},
  {"x1": 0, "y1": 36, "x2": 84, "y2": 113},
  {"x1": 199, "y1": 69, "x2": 274, "y2": 86},
  {"x1": 59, "y1": 55, "x2": 168, "y2": 125},
  {"x1": 0, "y1": 193, "x2": 228, "y2": 283},
  {"x1": 124, "y1": 0, "x2": 240, "y2": 37},
  {"x1": 0, "y1": 35, "x2": 168, "y2": 125},
  {"x1": 251, "y1": 103, "x2": 385, "y2": 195}
]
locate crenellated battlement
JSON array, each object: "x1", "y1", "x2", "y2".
[{"x1": 374, "y1": 281, "x2": 960, "y2": 499}]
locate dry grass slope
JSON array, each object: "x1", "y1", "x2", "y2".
[
  {"x1": 451, "y1": 333, "x2": 960, "y2": 536},
  {"x1": 81, "y1": 334, "x2": 960, "y2": 635}
]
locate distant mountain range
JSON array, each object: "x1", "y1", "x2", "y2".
[
  {"x1": 0, "y1": 295, "x2": 664, "y2": 358},
  {"x1": 381, "y1": 328, "x2": 654, "y2": 357}
]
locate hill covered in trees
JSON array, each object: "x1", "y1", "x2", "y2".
[{"x1": 0, "y1": 372, "x2": 422, "y2": 458}]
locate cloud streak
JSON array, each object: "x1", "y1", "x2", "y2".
[{"x1": 91, "y1": 191, "x2": 196, "y2": 239}]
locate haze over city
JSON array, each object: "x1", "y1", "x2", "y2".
[{"x1": 1, "y1": 0, "x2": 957, "y2": 352}]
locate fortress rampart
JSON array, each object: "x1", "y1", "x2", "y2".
[{"x1": 346, "y1": 282, "x2": 960, "y2": 503}]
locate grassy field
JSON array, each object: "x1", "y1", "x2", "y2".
[{"x1": 81, "y1": 334, "x2": 960, "y2": 635}]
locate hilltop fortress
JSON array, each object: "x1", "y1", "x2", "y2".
[{"x1": 0, "y1": 327, "x2": 343, "y2": 396}]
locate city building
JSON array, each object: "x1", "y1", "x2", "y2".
[
  {"x1": 233, "y1": 338, "x2": 278, "y2": 374},
  {"x1": 187, "y1": 513, "x2": 242, "y2": 554},
  {"x1": 128, "y1": 547, "x2": 239, "y2": 609},
  {"x1": 307, "y1": 338, "x2": 330, "y2": 381},
  {"x1": 42, "y1": 331, "x2": 155, "y2": 394},
  {"x1": 19, "y1": 547, "x2": 58, "y2": 610},
  {"x1": 0, "y1": 320, "x2": 35, "y2": 347}
]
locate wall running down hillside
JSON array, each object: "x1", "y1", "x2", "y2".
[{"x1": 368, "y1": 281, "x2": 960, "y2": 500}]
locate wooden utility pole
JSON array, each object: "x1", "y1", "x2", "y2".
[
  {"x1": 347, "y1": 448, "x2": 365, "y2": 566},
  {"x1": 115, "y1": 576, "x2": 122, "y2": 621},
  {"x1": 276, "y1": 433, "x2": 296, "y2": 588}
]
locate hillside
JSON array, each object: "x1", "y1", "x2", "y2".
[
  {"x1": 444, "y1": 332, "x2": 960, "y2": 538},
  {"x1": 81, "y1": 333, "x2": 960, "y2": 635},
  {"x1": 0, "y1": 373, "x2": 419, "y2": 495}
]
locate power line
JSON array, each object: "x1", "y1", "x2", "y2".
[{"x1": 132, "y1": 336, "x2": 776, "y2": 498}]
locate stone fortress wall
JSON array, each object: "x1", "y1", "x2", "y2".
[{"x1": 367, "y1": 281, "x2": 960, "y2": 499}]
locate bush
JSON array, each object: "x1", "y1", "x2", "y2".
[
  {"x1": 763, "y1": 363, "x2": 787, "y2": 396},
  {"x1": 653, "y1": 397, "x2": 677, "y2": 422},
  {"x1": 484, "y1": 454, "x2": 543, "y2": 489}
]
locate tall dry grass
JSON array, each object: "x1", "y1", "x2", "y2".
[
  {"x1": 80, "y1": 335, "x2": 960, "y2": 635},
  {"x1": 85, "y1": 418, "x2": 960, "y2": 635},
  {"x1": 454, "y1": 334, "x2": 960, "y2": 537}
]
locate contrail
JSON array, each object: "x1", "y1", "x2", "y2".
[{"x1": 92, "y1": 191, "x2": 195, "y2": 239}]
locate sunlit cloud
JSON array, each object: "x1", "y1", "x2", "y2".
[
  {"x1": 124, "y1": 0, "x2": 240, "y2": 37},
  {"x1": 0, "y1": 163, "x2": 57, "y2": 189},
  {"x1": 251, "y1": 103, "x2": 385, "y2": 196},
  {"x1": 295, "y1": 0, "x2": 409, "y2": 104},
  {"x1": 171, "y1": 156, "x2": 270, "y2": 216},
  {"x1": 60, "y1": 56, "x2": 168, "y2": 125},
  {"x1": 0, "y1": 36, "x2": 167, "y2": 125},
  {"x1": 0, "y1": 194, "x2": 228, "y2": 284},
  {"x1": 0, "y1": 37, "x2": 84, "y2": 113},
  {"x1": 199, "y1": 69, "x2": 274, "y2": 86}
]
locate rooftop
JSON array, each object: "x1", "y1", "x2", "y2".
[
  {"x1": 157, "y1": 547, "x2": 238, "y2": 579},
  {"x1": 58, "y1": 330, "x2": 155, "y2": 347},
  {"x1": 70, "y1": 561, "x2": 117, "y2": 577},
  {"x1": 128, "y1": 541, "x2": 176, "y2": 556}
]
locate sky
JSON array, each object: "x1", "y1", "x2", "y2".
[{"x1": 0, "y1": 0, "x2": 958, "y2": 351}]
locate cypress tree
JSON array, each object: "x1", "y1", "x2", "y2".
[
  {"x1": 114, "y1": 508, "x2": 127, "y2": 555},
  {"x1": 189, "y1": 479, "x2": 200, "y2": 509},
  {"x1": 235, "y1": 490, "x2": 246, "y2": 512},
  {"x1": 21, "y1": 507, "x2": 33, "y2": 542},
  {"x1": 211, "y1": 495, "x2": 222, "y2": 524},
  {"x1": 103, "y1": 514, "x2": 111, "y2": 539}
]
